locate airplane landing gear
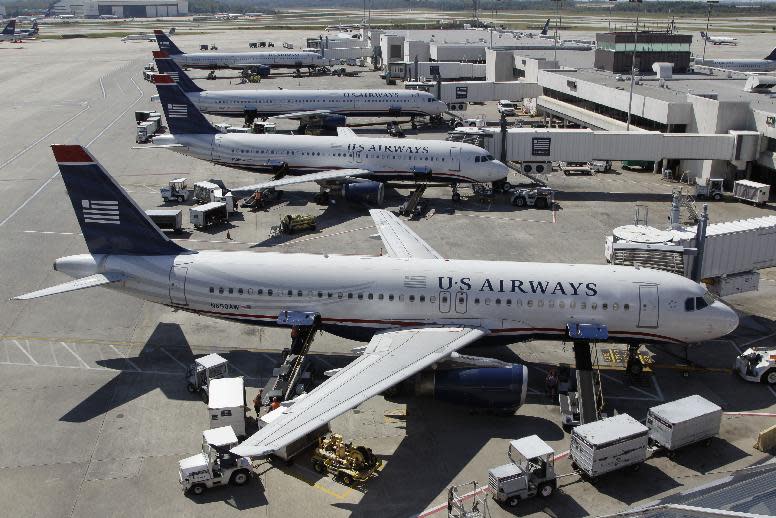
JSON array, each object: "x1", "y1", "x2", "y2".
[
  {"x1": 451, "y1": 184, "x2": 461, "y2": 203},
  {"x1": 626, "y1": 343, "x2": 644, "y2": 377},
  {"x1": 410, "y1": 115, "x2": 417, "y2": 130}
]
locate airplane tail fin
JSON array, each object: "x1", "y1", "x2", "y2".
[
  {"x1": 541, "y1": 19, "x2": 550, "y2": 35},
  {"x1": 154, "y1": 29, "x2": 183, "y2": 55},
  {"x1": 2, "y1": 19, "x2": 16, "y2": 36},
  {"x1": 152, "y1": 74, "x2": 217, "y2": 134},
  {"x1": 51, "y1": 145, "x2": 187, "y2": 256},
  {"x1": 766, "y1": 47, "x2": 776, "y2": 61},
  {"x1": 153, "y1": 51, "x2": 203, "y2": 93},
  {"x1": 31, "y1": 21, "x2": 38, "y2": 34}
]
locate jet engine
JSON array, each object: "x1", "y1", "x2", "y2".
[
  {"x1": 388, "y1": 354, "x2": 528, "y2": 411},
  {"x1": 342, "y1": 180, "x2": 385, "y2": 206}
]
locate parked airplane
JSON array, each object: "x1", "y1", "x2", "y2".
[
  {"x1": 700, "y1": 31, "x2": 737, "y2": 46},
  {"x1": 154, "y1": 30, "x2": 323, "y2": 72},
  {"x1": 15, "y1": 144, "x2": 739, "y2": 458},
  {"x1": 15, "y1": 20, "x2": 38, "y2": 39},
  {"x1": 147, "y1": 74, "x2": 508, "y2": 201},
  {"x1": 152, "y1": 50, "x2": 447, "y2": 128},
  {"x1": 694, "y1": 47, "x2": 776, "y2": 73},
  {"x1": 0, "y1": 20, "x2": 17, "y2": 42}
]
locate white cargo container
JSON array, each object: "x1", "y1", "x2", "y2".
[
  {"x1": 733, "y1": 180, "x2": 770, "y2": 205},
  {"x1": 208, "y1": 377, "x2": 246, "y2": 438},
  {"x1": 646, "y1": 395, "x2": 721, "y2": 452},
  {"x1": 145, "y1": 209, "x2": 182, "y2": 233},
  {"x1": 569, "y1": 414, "x2": 649, "y2": 478},
  {"x1": 190, "y1": 202, "x2": 228, "y2": 229},
  {"x1": 136, "y1": 117, "x2": 160, "y2": 143}
]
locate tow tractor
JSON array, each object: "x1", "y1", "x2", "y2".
[
  {"x1": 735, "y1": 347, "x2": 776, "y2": 385},
  {"x1": 179, "y1": 426, "x2": 253, "y2": 495},
  {"x1": 488, "y1": 435, "x2": 557, "y2": 507},
  {"x1": 510, "y1": 187, "x2": 554, "y2": 209},
  {"x1": 186, "y1": 353, "x2": 229, "y2": 398},
  {"x1": 695, "y1": 178, "x2": 725, "y2": 201},
  {"x1": 160, "y1": 178, "x2": 193, "y2": 203},
  {"x1": 310, "y1": 433, "x2": 382, "y2": 486}
]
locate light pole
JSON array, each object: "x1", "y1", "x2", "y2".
[
  {"x1": 609, "y1": 0, "x2": 617, "y2": 32},
  {"x1": 552, "y1": 0, "x2": 562, "y2": 62},
  {"x1": 702, "y1": 0, "x2": 719, "y2": 62},
  {"x1": 626, "y1": 0, "x2": 643, "y2": 131}
]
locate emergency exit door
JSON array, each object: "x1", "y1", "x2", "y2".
[
  {"x1": 439, "y1": 291, "x2": 451, "y2": 313},
  {"x1": 169, "y1": 265, "x2": 189, "y2": 306},
  {"x1": 637, "y1": 284, "x2": 659, "y2": 328},
  {"x1": 454, "y1": 291, "x2": 468, "y2": 314}
]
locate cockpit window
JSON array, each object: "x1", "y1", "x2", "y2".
[
  {"x1": 686, "y1": 293, "x2": 715, "y2": 311},
  {"x1": 685, "y1": 298, "x2": 695, "y2": 311},
  {"x1": 475, "y1": 156, "x2": 480, "y2": 163}
]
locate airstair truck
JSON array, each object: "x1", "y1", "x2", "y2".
[{"x1": 179, "y1": 426, "x2": 252, "y2": 496}]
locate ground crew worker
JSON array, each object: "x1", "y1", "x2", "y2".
[
  {"x1": 252, "y1": 389, "x2": 263, "y2": 416},
  {"x1": 545, "y1": 368, "x2": 558, "y2": 398},
  {"x1": 270, "y1": 397, "x2": 281, "y2": 411}
]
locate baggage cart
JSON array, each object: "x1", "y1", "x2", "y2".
[
  {"x1": 733, "y1": 180, "x2": 770, "y2": 205},
  {"x1": 145, "y1": 209, "x2": 183, "y2": 233},
  {"x1": 190, "y1": 202, "x2": 228, "y2": 229},
  {"x1": 208, "y1": 377, "x2": 246, "y2": 438},
  {"x1": 569, "y1": 413, "x2": 648, "y2": 479},
  {"x1": 647, "y1": 395, "x2": 721, "y2": 452}
]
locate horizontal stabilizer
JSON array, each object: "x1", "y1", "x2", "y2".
[{"x1": 13, "y1": 272, "x2": 126, "y2": 300}]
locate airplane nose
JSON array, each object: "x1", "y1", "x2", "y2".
[
  {"x1": 713, "y1": 301, "x2": 739, "y2": 337},
  {"x1": 492, "y1": 160, "x2": 509, "y2": 181}
]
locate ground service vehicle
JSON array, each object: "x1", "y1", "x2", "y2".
[
  {"x1": 695, "y1": 178, "x2": 724, "y2": 201},
  {"x1": 735, "y1": 347, "x2": 776, "y2": 385},
  {"x1": 186, "y1": 353, "x2": 229, "y2": 396},
  {"x1": 136, "y1": 117, "x2": 160, "y2": 143},
  {"x1": 160, "y1": 178, "x2": 192, "y2": 203},
  {"x1": 280, "y1": 214, "x2": 316, "y2": 234},
  {"x1": 569, "y1": 414, "x2": 649, "y2": 479},
  {"x1": 190, "y1": 202, "x2": 228, "y2": 229},
  {"x1": 179, "y1": 426, "x2": 252, "y2": 495},
  {"x1": 510, "y1": 187, "x2": 554, "y2": 209},
  {"x1": 646, "y1": 395, "x2": 721, "y2": 453},
  {"x1": 622, "y1": 160, "x2": 654, "y2": 170},
  {"x1": 145, "y1": 209, "x2": 183, "y2": 233},
  {"x1": 311, "y1": 434, "x2": 382, "y2": 486},
  {"x1": 497, "y1": 100, "x2": 517, "y2": 116},
  {"x1": 733, "y1": 180, "x2": 770, "y2": 205},
  {"x1": 489, "y1": 435, "x2": 557, "y2": 507}
]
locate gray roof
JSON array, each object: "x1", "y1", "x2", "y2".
[
  {"x1": 648, "y1": 395, "x2": 721, "y2": 424},
  {"x1": 573, "y1": 413, "x2": 648, "y2": 445}
]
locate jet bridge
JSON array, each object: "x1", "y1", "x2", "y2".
[{"x1": 475, "y1": 127, "x2": 760, "y2": 165}]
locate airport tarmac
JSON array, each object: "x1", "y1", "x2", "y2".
[{"x1": 0, "y1": 28, "x2": 775, "y2": 518}]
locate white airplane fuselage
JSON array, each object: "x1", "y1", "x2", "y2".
[
  {"x1": 189, "y1": 89, "x2": 448, "y2": 118},
  {"x1": 171, "y1": 51, "x2": 323, "y2": 70},
  {"x1": 152, "y1": 132, "x2": 508, "y2": 184},
  {"x1": 696, "y1": 58, "x2": 776, "y2": 72},
  {"x1": 54, "y1": 251, "x2": 739, "y2": 345}
]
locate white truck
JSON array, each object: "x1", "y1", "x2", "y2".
[
  {"x1": 193, "y1": 181, "x2": 236, "y2": 213},
  {"x1": 733, "y1": 180, "x2": 770, "y2": 205},
  {"x1": 136, "y1": 116, "x2": 160, "y2": 143},
  {"x1": 208, "y1": 377, "x2": 247, "y2": 439},
  {"x1": 160, "y1": 178, "x2": 193, "y2": 203},
  {"x1": 497, "y1": 100, "x2": 517, "y2": 116},
  {"x1": 735, "y1": 347, "x2": 776, "y2": 385},
  {"x1": 646, "y1": 395, "x2": 722, "y2": 454},
  {"x1": 179, "y1": 426, "x2": 253, "y2": 496},
  {"x1": 186, "y1": 353, "x2": 229, "y2": 396},
  {"x1": 190, "y1": 202, "x2": 228, "y2": 229},
  {"x1": 488, "y1": 435, "x2": 557, "y2": 507},
  {"x1": 569, "y1": 413, "x2": 649, "y2": 479}
]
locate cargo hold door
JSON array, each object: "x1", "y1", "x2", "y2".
[
  {"x1": 637, "y1": 284, "x2": 659, "y2": 328},
  {"x1": 169, "y1": 265, "x2": 189, "y2": 306}
]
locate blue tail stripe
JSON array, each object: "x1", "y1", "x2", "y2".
[
  {"x1": 54, "y1": 147, "x2": 187, "y2": 256},
  {"x1": 154, "y1": 56, "x2": 203, "y2": 93},
  {"x1": 153, "y1": 76, "x2": 217, "y2": 134}
]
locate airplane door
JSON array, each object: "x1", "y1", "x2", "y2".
[
  {"x1": 439, "y1": 291, "x2": 451, "y2": 313},
  {"x1": 454, "y1": 291, "x2": 468, "y2": 314},
  {"x1": 169, "y1": 265, "x2": 189, "y2": 306},
  {"x1": 637, "y1": 284, "x2": 659, "y2": 328},
  {"x1": 449, "y1": 146, "x2": 461, "y2": 171}
]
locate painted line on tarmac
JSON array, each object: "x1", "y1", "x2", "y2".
[
  {"x1": 0, "y1": 76, "x2": 144, "y2": 228},
  {"x1": 0, "y1": 103, "x2": 90, "y2": 172},
  {"x1": 723, "y1": 411, "x2": 776, "y2": 417},
  {"x1": 449, "y1": 212, "x2": 552, "y2": 224}
]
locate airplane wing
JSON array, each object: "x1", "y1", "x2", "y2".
[
  {"x1": 369, "y1": 209, "x2": 444, "y2": 260},
  {"x1": 12, "y1": 272, "x2": 127, "y2": 300},
  {"x1": 231, "y1": 326, "x2": 487, "y2": 458},
  {"x1": 272, "y1": 109, "x2": 334, "y2": 120},
  {"x1": 336, "y1": 127, "x2": 359, "y2": 138},
  {"x1": 231, "y1": 168, "x2": 371, "y2": 196}
]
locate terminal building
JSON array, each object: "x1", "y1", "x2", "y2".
[
  {"x1": 594, "y1": 31, "x2": 692, "y2": 73},
  {"x1": 53, "y1": 0, "x2": 188, "y2": 17}
]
